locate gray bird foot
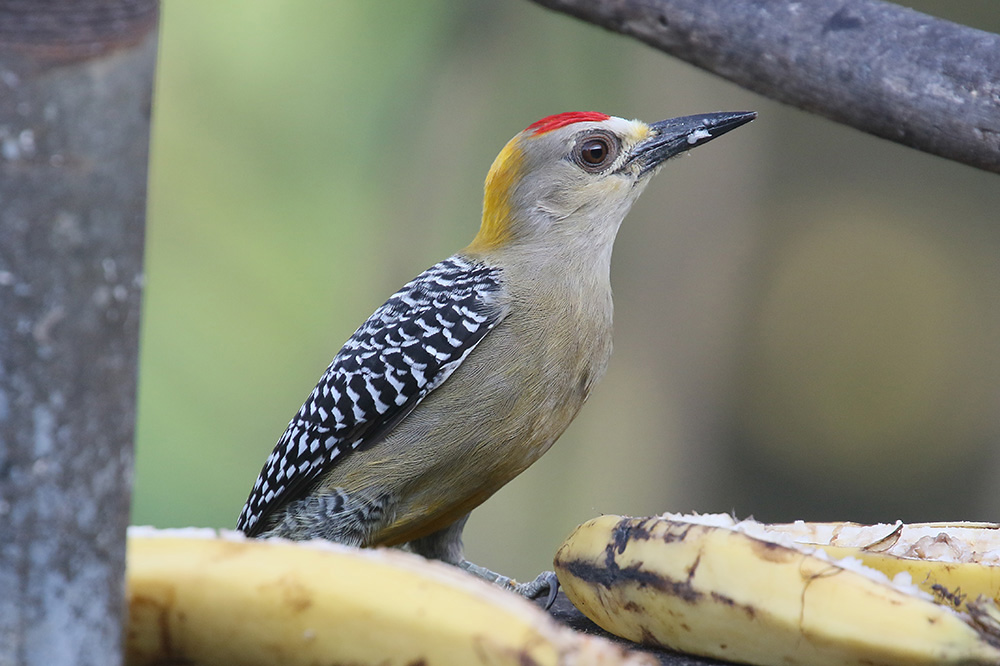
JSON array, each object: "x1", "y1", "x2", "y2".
[
  {"x1": 513, "y1": 570, "x2": 560, "y2": 610},
  {"x1": 458, "y1": 560, "x2": 560, "y2": 609}
]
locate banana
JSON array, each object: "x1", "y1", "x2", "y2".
[
  {"x1": 125, "y1": 527, "x2": 654, "y2": 666},
  {"x1": 746, "y1": 520, "x2": 1000, "y2": 614},
  {"x1": 554, "y1": 513, "x2": 1000, "y2": 666}
]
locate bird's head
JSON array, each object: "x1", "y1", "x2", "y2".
[{"x1": 465, "y1": 111, "x2": 755, "y2": 260}]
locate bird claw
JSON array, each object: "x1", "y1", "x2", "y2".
[
  {"x1": 458, "y1": 560, "x2": 559, "y2": 609},
  {"x1": 513, "y1": 570, "x2": 560, "y2": 610}
]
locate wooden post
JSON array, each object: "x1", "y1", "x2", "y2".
[{"x1": 0, "y1": 2, "x2": 158, "y2": 664}]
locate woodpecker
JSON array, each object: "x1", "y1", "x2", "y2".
[{"x1": 237, "y1": 110, "x2": 755, "y2": 601}]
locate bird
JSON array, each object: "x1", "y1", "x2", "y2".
[{"x1": 236, "y1": 110, "x2": 756, "y2": 603}]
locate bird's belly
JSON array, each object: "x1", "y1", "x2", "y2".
[
  {"x1": 338, "y1": 321, "x2": 610, "y2": 546},
  {"x1": 374, "y1": 390, "x2": 585, "y2": 545}
]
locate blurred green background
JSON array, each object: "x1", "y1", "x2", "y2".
[{"x1": 136, "y1": 1, "x2": 1000, "y2": 579}]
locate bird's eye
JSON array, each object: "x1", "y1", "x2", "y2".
[
  {"x1": 573, "y1": 131, "x2": 619, "y2": 172},
  {"x1": 581, "y1": 139, "x2": 608, "y2": 164}
]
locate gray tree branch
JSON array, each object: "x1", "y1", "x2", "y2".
[
  {"x1": 0, "y1": 2, "x2": 158, "y2": 664},
  {"x1": 527, "y1": 0, "x2": 1000, "y2": 174}
]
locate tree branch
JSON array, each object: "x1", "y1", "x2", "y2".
[{"x1": 527, "y1": 0, "x2": 1000, "y2": 174}]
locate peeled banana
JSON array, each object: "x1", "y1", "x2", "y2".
[
  {"x1": 125, "y1": 527, "x2": 653, "y2": 666},
  {"x1": 554, "y1": 513, "x2": 1000, "y2": 666}
]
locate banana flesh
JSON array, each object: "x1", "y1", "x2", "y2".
[
  {"x1": 554, "y1": 513, "x2": 1000, "y2": 666},
  {"x1": 125, "y1": 527, "x2": 654, "y2": 666}
]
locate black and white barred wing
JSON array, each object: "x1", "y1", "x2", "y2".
[{"x1": 237, "y1": 256, "x2": 504, "y2": 536}]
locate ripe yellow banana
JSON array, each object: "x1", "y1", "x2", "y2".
[
  {"x1": 554, "y1": 513, "x2": 1000, "y2": 666},
  {"x1": 126, "y1": 527, "x2": 653, "y2": 666},
  {"x1": 748, "y1": 520, "x2": 1000, "y2": 614}
]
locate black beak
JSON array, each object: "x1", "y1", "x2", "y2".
[{"x1": 628, "y1": 111, "x2": 756, "y2": 175}]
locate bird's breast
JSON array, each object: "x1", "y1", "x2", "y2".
[{"x1": 341, "y1": 265, "x2": 615, "y2": 545}]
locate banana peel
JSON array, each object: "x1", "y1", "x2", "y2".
[
  {"x1": 125, "y1": 527, "x2": 654, "y2": 666},
  {"x1": 554, "y1": 513, "x2": 1000, "y2": 666}
]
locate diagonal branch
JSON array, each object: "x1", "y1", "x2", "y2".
[{"x1": 528, "y1": 0, "x2": 1000, "y2": 174}]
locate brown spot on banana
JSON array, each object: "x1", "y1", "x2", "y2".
[
  {"x1": 272, "y1": 575, "x2": 314, "y2": 613},
  {"x1": 611, "y1": 518, "x2": 651, "y2": 554},
  {"x1": 748, "y1": 536, "x2": 797, "y2": 563},
  {"x1": 967, "y1": 599, "x2": 1000, "y2": 650},
  {"x1": 127, "y1": 592, "x2": 175, "y2": 662},
  {"x1": 560, "y1": 557, "x2": 704, "y2": 604},
  {"x1": 710, "y1": 591, "x2": 756, "y2": 620},
  {"x1": 638, "y1": 626, "x2": 659, "y2": 644}
]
